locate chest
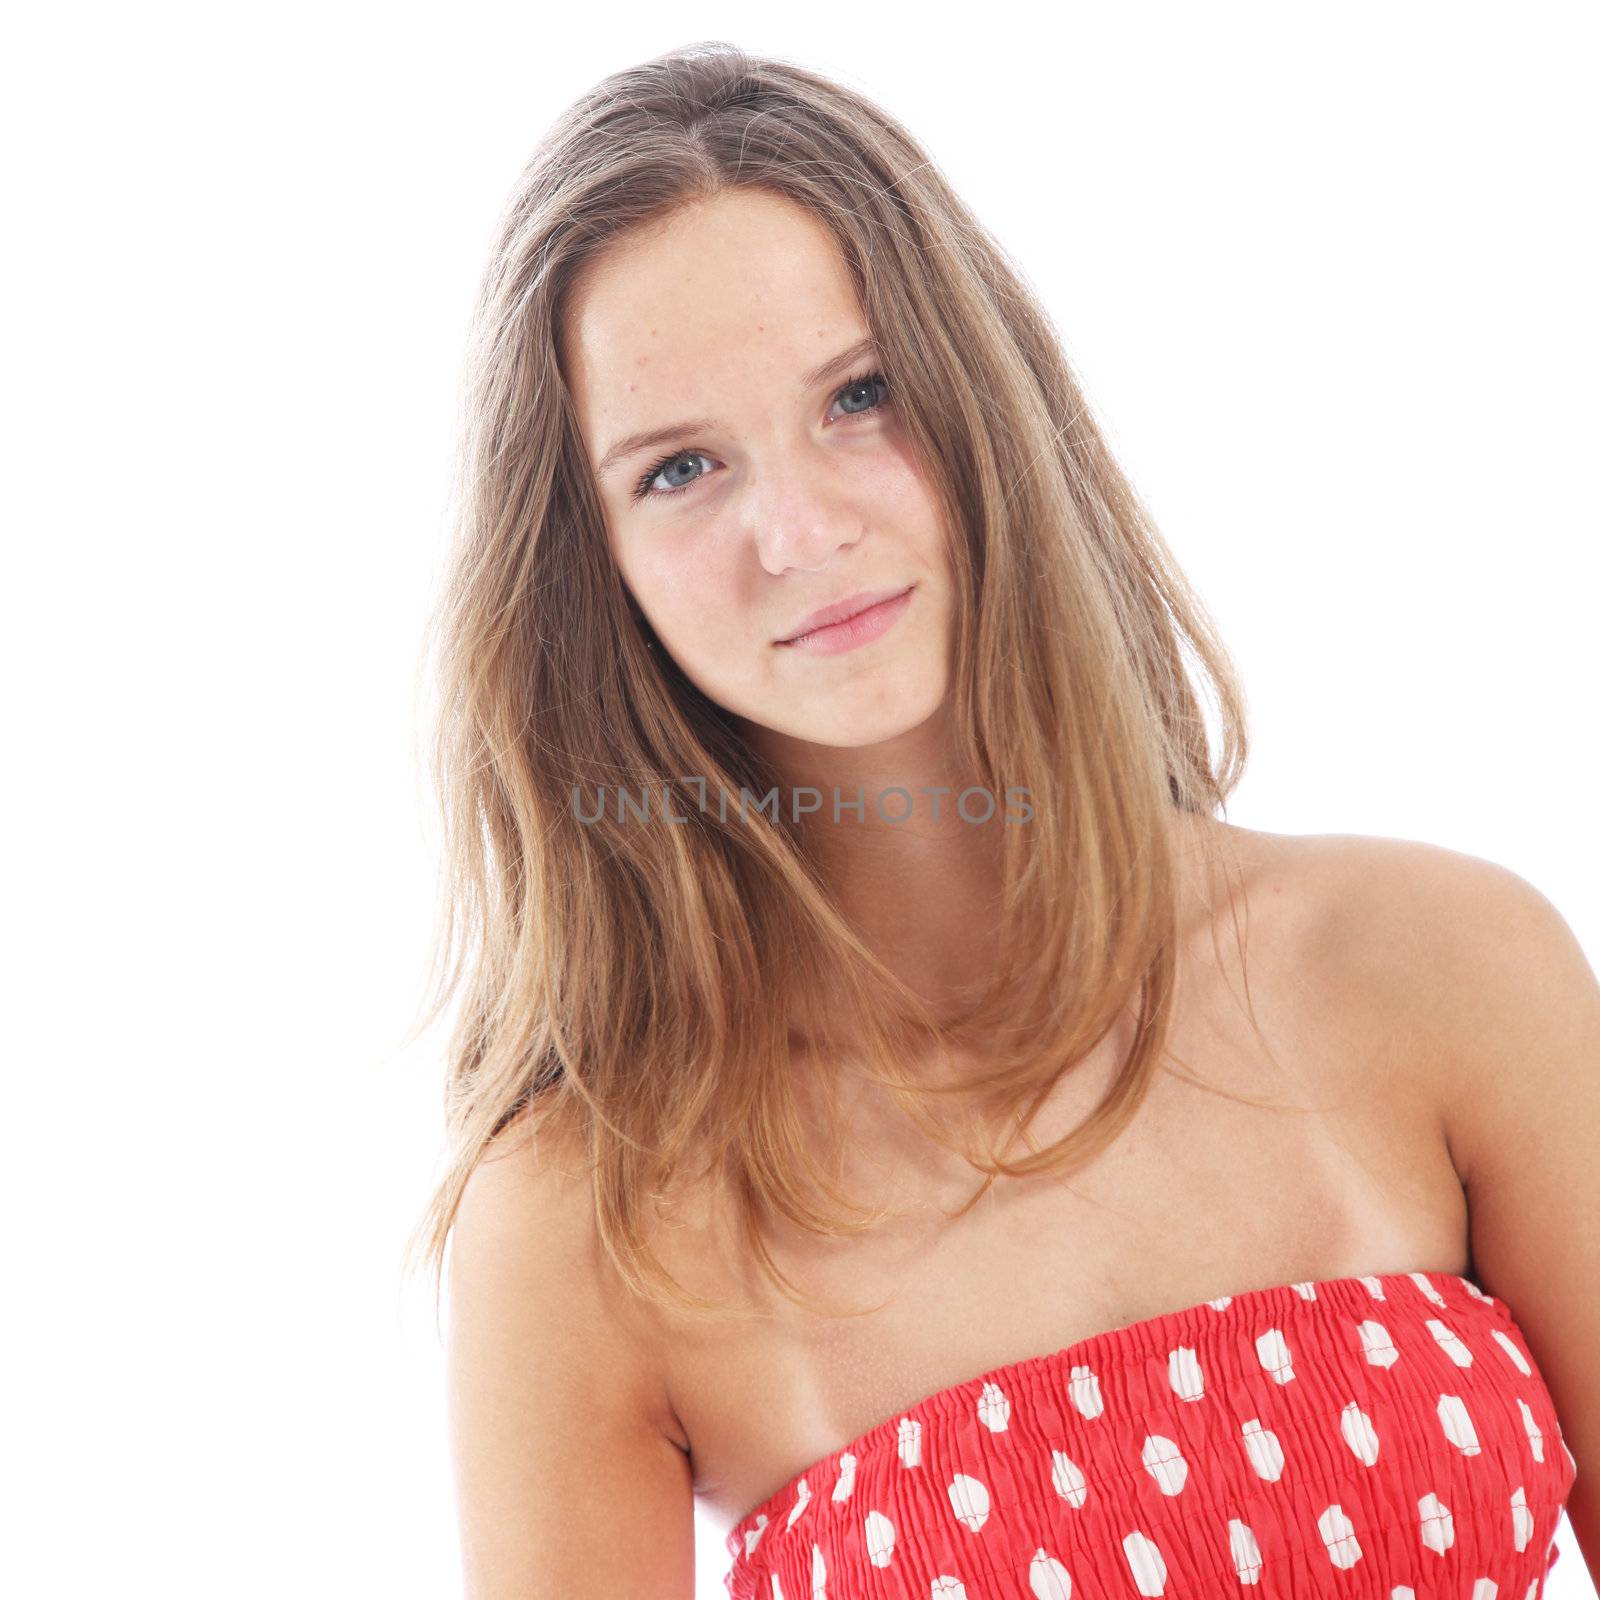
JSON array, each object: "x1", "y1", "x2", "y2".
[{"x1": 657, "y1": 925, "x2": 1470, "y2": 1534}]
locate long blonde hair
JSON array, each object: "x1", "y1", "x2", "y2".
[{"x1": 400, "y1": 40, "x2": 1260, "y2": 1326}]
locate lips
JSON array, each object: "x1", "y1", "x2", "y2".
[{"x1": 775, "y1": 585, "x2": 913, "y2": 645}]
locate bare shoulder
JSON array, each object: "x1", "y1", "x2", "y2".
[
  {"x1": 1259, "y1": 826, "x2": 1581, "y2": 1007},
  {"x1": 1225, "y1": 838, "x2": 1600, "y2": 1577},
  {"x1": 445, "y1": 1103, "x2": 697, "y2": 1594},
  {"x1": 1201, "y1": 820, "x2": 1568, "y2": 982},
  {"x1": 1208, "y1": 824, "x2": 1595, "y2": 1179},
  {"x1": 451, "y1": 1102, "x2": 680, "y2": 1442}
]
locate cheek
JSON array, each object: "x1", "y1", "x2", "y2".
[
  {"x1": 866, "y1": 436, "x2": 942, "y2": 526},
  {"x1": 877, "y1": 473, "x2": 950, "y2": 576},
  {"x1": 629, "y1": 538, "x2": 738, "y2": 629}
]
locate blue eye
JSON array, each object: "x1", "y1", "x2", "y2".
[{"x1": 629, "y1": 370, "x2": 891, "y2": 504}]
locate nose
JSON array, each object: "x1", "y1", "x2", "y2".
[
  {"x1": 756, "y1": 509, "x2": 866, "y2": 576},
  {"x1": 742, "y1": 440, "x2": 870, "y2": 575}
]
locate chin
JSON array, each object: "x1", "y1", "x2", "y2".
[{"x1": 772, "y1": 679, "x2": 949, "y2": 750}]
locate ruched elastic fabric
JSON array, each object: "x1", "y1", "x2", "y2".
[{"x1": 724, "y1": 1272, "x2": 1577, "y2": 1599}]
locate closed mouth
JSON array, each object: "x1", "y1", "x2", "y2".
[{"x1": 776, "y1": 585, "x2": 914, "y2": 645}]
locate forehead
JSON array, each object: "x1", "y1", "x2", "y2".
[{"x1": 562, "y1": 190, "x2": 865, "y2": 415}]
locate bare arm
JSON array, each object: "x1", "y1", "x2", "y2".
[
  {"x1": 444, "y1": 1119, "x2": 696, "y2": 1599},
  {"x1": 1343, "y1": 837, "x2": 1600, "y2": 1587}
]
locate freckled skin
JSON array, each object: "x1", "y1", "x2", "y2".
[
  {"x1": 562, "y1": 189, "x2": 956, "y2": 758},
  {"x1": 565, "y1": 188, "x2": 999, "y2": 1042}
]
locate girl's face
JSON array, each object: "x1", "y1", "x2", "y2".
[{"x1": 563, "y1": 188, "x2": 955, "y2": 751}]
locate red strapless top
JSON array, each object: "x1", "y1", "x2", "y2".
[{"x1": 722, "y1": 1272, "x2": 1577, "y2": 1598}]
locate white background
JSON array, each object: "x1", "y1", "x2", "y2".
[{"x1": 4, "y1": 4, "x2": 1594, "y2": 1596}]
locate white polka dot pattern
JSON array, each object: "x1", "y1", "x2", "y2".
[{"x1": 722, "y1": 1272, "x2": 1577, "y2": 1599}]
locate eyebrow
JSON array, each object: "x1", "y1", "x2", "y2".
[{"x1": 594, "y1": 335, "x2": 880, "y2": 484}]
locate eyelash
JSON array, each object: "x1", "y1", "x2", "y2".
[{"x1": 629, "y1": 369, "x2": 892, "y2": 504}]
